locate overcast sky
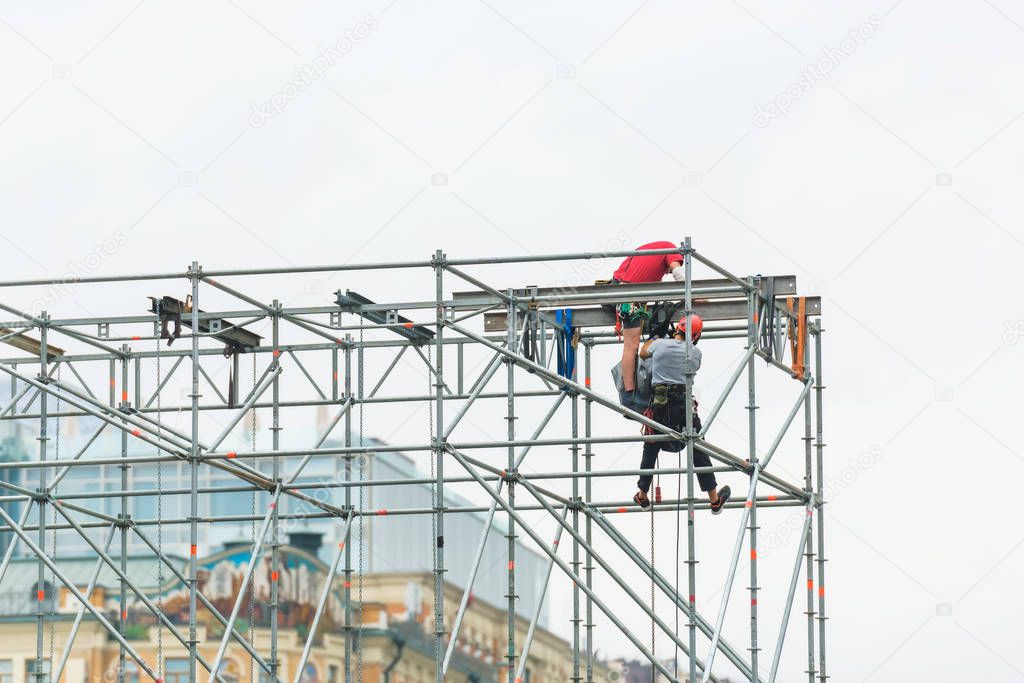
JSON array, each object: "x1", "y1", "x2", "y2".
[{"x1": 1, "y1": 1, "x2": 1022, "y2": 681}]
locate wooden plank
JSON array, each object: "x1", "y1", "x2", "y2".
[{"x1": 0, "y1": 327, "x2": 65, "y2": 358}]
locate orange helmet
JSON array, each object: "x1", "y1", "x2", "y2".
[{"x1": 675, "y1": 313, "x2": 703, "y2": 339}]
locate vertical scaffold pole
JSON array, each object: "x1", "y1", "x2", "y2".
[
  {"x1": 583, "y1": 341, "x2": 595, "y2": 683},
  {"x1": 108, "y1": 348, "x2": 118, "y2": 681},
  {"x1": 747, "y1": 275, "x2": 761, "y2": 679},
  {"x1": 683, "y1": 237, "x2": 698, "y2": 683},
  {"x1": 813, "y1": 324, "x2": 827, "y2": 681},
  {"x1": 119, "y1": 343, "x2": 130, "y2": 683},
  {"x1": 188, "y1": 262, "x2": 201, "y2": 682},
  {"x1": 34, "y1": 314, "x2": 47, "y2": 683},
  {"x1": 270, "y1": 300, "x2": 282, "y2": 681},
  {"x1": 433, "y1": 251, "x2": 447, "y2": 683},
  {"x1": 571, "y1": 374, "x2": 581, "y2": 683},
  {"x1": 804, "y1": 330, "x2": 816, "y2": 683},
  {"x1": 504, "y1": 288, "x2": 517, "y2": 683},
  {"x1": 343, "y1": 334, "x2": 353, "y2": 683}
]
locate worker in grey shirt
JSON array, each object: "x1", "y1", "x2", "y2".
[{"x1": 633, "y1": 314, "x2": 733, "y2": 514}]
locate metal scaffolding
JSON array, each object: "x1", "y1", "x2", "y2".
[{"x1": 0, "y1": 239, "x2": 827, "y2": 683}]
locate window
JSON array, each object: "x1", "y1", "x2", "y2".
[
  {"x1": 123, "y1": 661, "x2": 140, "y2": 683},
  {"x1": 25, "y1": 659, "x2": 51, "y2": 683},
  {"x1": 158, "y1": 659, "x2": 237, "y2": 683},
  {"x1": 165, "y1": 659, "x2": 190, "y2": 683},
  {"x1": 298, "y1": 664, "x2": 317, "y2": 683},
  {"x1": 328, "y1": 664, "x2": 339, "y2": 683},
  {"x1": 212, "y1": 491, "x2": 249, "y2": 517},
  {"x1": 0, "y1": 660, "x2": 12, "y2": 683}
]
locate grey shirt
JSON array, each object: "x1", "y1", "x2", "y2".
[{"x1": 647, "y1": 337, "x2": 701, "y2": 385}]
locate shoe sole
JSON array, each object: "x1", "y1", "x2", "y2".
[{"x1": 711, "y1": 486, "x2": 731, "y2": 515}]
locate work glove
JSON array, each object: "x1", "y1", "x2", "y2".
[{"x1": 671, "y1": 265, "x2": 685, "y2": 281}]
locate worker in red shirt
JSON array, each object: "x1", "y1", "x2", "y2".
[{"x1": 610, "y1": 241, "x2": 684, "y2": 393}]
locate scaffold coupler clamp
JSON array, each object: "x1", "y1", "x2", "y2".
[
  {"x1": 560, "y1": 383, "x2": 581, "y2": 398},
  {"x1": 430, "y1": 249, "x2": 447, "y2": 270}
]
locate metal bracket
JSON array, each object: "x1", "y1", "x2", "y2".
[{"x1": 97, "y1": 322, "x2": 109, "y2": 339}]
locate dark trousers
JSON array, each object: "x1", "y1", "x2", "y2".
[
  {"x1": 637, "y1": 387, "x2": 717, "y2": 494},
  {"x1": 637, "y1": 442, "x2": 717, "y2": 494}
]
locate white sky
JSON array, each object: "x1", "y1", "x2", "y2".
[{"x1": 1, "y1": 1, "x2": 1022, "y2": 681}]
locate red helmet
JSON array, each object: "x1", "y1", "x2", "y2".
[{"x1": 675, "y1": 313, "x2": 703, "y2": 339}]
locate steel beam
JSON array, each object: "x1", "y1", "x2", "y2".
[
  {"x1": 482, "y1": 296, "x2": 821, "y2": 331},
  {"x1": 451, "y1": 276, "x2": 793, "y2": 309}
]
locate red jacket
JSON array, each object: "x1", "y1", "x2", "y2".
[{"x1": 612, "y1": 241, "x2": 683, "y2": 283}]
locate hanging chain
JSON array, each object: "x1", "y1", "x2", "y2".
[
  {"x1": 649, "y1": 496, "x2": 655, "y2": 683},
  {"x1": 156, "y1": 339, "x2": 164, "y2": 681},
  {"x1": 357, "y1": 325, "x2": 365, "y2": 683},
  {"x1": 249, "y1": 352, "x2": 257, "y2": 683},
  {"x1": 674, "y1": 451, "x2": 682, "y2": 680}
]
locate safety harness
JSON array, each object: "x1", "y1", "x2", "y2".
[
  {"x1": 786, "y1": 296, "x2": 808, "y2": 380},
  {"x1": 555, "y1": 308, "x2": 578, "y2": 380}
]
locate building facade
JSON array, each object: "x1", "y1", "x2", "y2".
[{"x1": 0, "y1": 540, "x2": 606, "y2": 683}]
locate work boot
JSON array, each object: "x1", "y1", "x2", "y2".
[
  {"x1": 633, "y1": 491, "x2": 651, "y2": 509},
  {"x1": 710, "y1": 485, "x2": 731, "y2": 515}
]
